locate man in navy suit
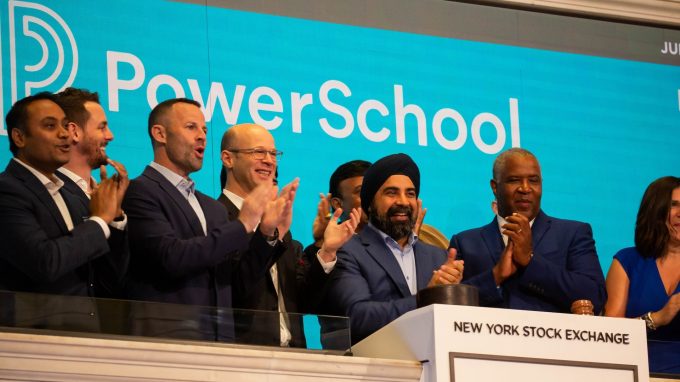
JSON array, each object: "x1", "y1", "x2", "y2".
[
  {"x1": 0, "y1": 93, "x2": 128, "y2": 332},
  {"x1": 53, "y1": 88, "x2": 129, "y2": 298},
  {"x1": 123, "y1": 98, "x2": 297, "y2": 341},
  {"x1": 449, "y1": 148, "x2": 606, "y2": 314},
  {"x1": 0, "y1": 92, "x2": 127, "y2": 297},
  {"x1": 327, "y1": 153, "x2": 464, "y2": 344}
]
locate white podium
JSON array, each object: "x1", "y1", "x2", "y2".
[{"x1": 352, "y1": 305, "x2": 648, "y2": 382}]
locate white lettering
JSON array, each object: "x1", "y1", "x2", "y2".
[
  {"x1": 146, "y1": 74, "x2": 185, "y2": 109},
  {"x1": 291, "y1": 92, "x2": 313, "y2": 133},
  {"x1": 471, "y1": 112, "x2": 505, "y2": 155},
  {"x1": 394, "y1": 84, "x2": 427, "y2": 146},
  {"x1": 248, "y1": 86, "x2": 283, "y2": 130},
  {"x1": 432, "y1": 108, "x2": 467, "y2": 150},
  {"x1": 319, "y1": 80, "x2": 354, "y2": 139},
  {"x1": 106, "y1": 51, "x2": 145, "y2": 111},
  {"x1": 187, "y1": 80, "x2": 245, "y2": 124},
  {"x1": 357, "y1": 99, "x2": 390, "y2": 142}
]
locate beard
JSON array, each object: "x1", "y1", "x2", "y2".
[
  {"x1": 82, "y1": 138, "x2": 108, "y2": 168},
  {"x1": 369, "y1": 204, "x2": 415, "y2": 242}
]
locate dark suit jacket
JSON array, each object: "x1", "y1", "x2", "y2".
[
  {"x1": 449, "y1": 210, "x2": 606, "y2": 314},
  {"x1": 55, "y1": 170, "x2": 129, "y2": 298},
  {"x1": 327, "y1": 225, "x2": 448, "y2": 344},
  {"x1": 122, "y1": 166, "x2": 281, "y2": 340},
  {"x1": 218, "y1": 194, "x2": 329, "y2": 347},
  {"x1": 0, "y1": 160, "x2": 112, "y2": 296}
]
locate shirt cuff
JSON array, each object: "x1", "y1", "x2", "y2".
[
  {"x1": 109, "y1": 213, "x2": 128, "y2": 231},
  {"x1": 88, "y1": 216, "x2": 111, "y2": 238},
  {"x1": 317, "y1": 252, "x2": 337, "y2": 274}
]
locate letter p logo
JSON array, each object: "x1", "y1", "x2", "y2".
[{"x1": 1, "y1": 1, "x2": 78, "y2": 135}]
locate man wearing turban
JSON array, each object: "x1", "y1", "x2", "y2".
[{"x1": 324, "y1": 153, "x2": 464, "y2": 344}]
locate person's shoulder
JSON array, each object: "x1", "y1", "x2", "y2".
[
  {"x1": 416, "y1": 240, "x2": 447, "y2": 257},
  {"x1": 613, "y1": 246, "x2": 641, "y2": 264}
]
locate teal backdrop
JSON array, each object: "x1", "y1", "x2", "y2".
[{"x1": 1, "y1": 0, "x2": 679, "y2": 341}]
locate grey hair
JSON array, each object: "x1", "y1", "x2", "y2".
[{"x1": 492, "y1": 148, "x2": 538, "y2": 181}]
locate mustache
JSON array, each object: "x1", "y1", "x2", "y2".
[{"x1": 387, "y1": 205, "x2": 413, "y2": 217}]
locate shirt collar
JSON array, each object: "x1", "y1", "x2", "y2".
[
  {"x1": 150, "y1": 161, "x2": 194, "y2": 193},
  {"x1": 222, "y1": 188, "x2": 244, "y2": 210},
  {"x1": 367, "y1": 222, "x2": 418, "y2": 248},
  {"x1": 58, "y1": 167, "x2": 96, "y2": 195},
  {"x1": 14, "y1": 158, "x2": 64, "y2": 196}
]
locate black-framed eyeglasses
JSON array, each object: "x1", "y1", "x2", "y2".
[{"x1": 227, "y1": 147, "x2": 283, "y2": 161}]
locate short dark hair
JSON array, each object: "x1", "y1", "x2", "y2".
[
  {"x1": 5, "y1": 92, "x2": 58, "y2": 156},
  {"x1": 329, "y1": 160, "x2": 371, "y2": 198},
  {"x1": 148, "y1": 98, "x2": 201, "y2": 145},
  {"x1": 54, "y1": 87, "x2": 100, "y2": 128},
  {"x1": 635, "y1": 176, "x2": 680, "y2": 258}
]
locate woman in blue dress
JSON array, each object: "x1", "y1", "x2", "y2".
[{"x1": 605, "y1": 176, "x2": 680, "y2": 374}]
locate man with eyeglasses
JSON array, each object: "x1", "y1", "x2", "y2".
[
  {"x1": 219, "y1": 123, "x2": 359, "y2": 347},
  {"x1": 122, "y1": 99, "x2": 298, "y2": 342}
]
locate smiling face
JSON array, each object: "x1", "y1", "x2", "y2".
[
  {"x1": 157, "y1": 102, "x2": 207, "y2": 178},
  {"x1": 79, "y1": 101, "x2": 113, "y2": 168},
  {"x1": 12, "y1": 99, "x2": 71, "y2": 176},
  {"x1": 222, "y1": 124, "x2": 277, "y2": 197},
  {"x1": 369, "y1": 175, "x2": 417, "y2": 242},
  {"x1": 668, "y1": 187, "x2": 680, "y2": 246},
  {"x1": 491, "y1": 154, "x2": 542, "y2": 221}
]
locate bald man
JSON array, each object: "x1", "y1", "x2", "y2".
[{"x1": 219, "y1": 124, "x2": 355, "y2": 347}]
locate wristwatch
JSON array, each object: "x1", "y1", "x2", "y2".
[
  {"x1": 641, "y1": 311, "x2": 657, "y2": 331},
  {"x1": 263, "y1": 228, "x2": 279, "y2": 242}
]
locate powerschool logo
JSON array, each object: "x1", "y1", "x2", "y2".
[{"x1": 1, "y1": 1, "x2": 78, "y2": 135}]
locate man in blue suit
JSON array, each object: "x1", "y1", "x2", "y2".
[
  {"x1": 123, "y1": 98, "x2": 298, "y2": 341},
  {"x1": 327, "y1": 153, "x2": 464, "y2": 344},
  {"x1": 450, "y1": 148, "x2": 606, "y2": 314}
]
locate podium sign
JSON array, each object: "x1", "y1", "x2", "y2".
[{"x1": 352, "y1": 304, "x2": 648, "y2": 382}]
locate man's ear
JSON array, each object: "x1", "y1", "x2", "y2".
[
  {"x1": 150, "y1": 124, "x2": 167, "y2": 145},
  {"x1": 11, "y1": 128, "x2": 26, "y2": 150},
  {"x1": 221, "y1": 149, "x2": 235, "y2": 169},
  {"x1": 330, "y1": 196, "x2": 342, "y2": 210},
  {"x1": 69, "y1": 122, "x2": 81, "y2": 144},
  {"x1": 490, "y1": 179, "x2": 498, "y2": 198}
]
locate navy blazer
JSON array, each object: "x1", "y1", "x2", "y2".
[
  {"x1": 122, "y1": 166, "x2": 282, "y2": 340},
  {"x1": 0, "y1": 160, "x2": 112, "y2": 296},
  {"x1": 55, "y1": 170, "x2": 129, "y2": 298},
  {"x1": 449, "y1": 210, "x2": 606, "y2": 314},
  {"x1": 328, "y1": 226, "x2": 447, "y2": 344}
]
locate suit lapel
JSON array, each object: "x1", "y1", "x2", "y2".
[
  {"x1": 56, "y1": 171, "x2": 90, "y2": 214},
  {"x1": 481, "y1": 219, "x2": 504, "y2": 263},
  {"x1": 8, "y1": 160, "x2": 70, "y2": 233},
  {"x1": 361, "y1": 228, "x2": 412, "y2": 297},
  {"x1": 531, "y1": 211, "x2": 550, "y2": 251},
  {"x1": 414, "y1": 242, "x2": 435, "y2": 290},
  {"x1": 144, "y1": 166, "x2": 204, "y2": 237}
]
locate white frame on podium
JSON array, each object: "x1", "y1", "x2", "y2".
[{"x1": 352, "y1": 304, "x2": 648, "y2": 382}]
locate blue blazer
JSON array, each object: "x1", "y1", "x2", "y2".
[
  {"x1": 122, "y1": 166, "x2": 281, "y2": 340},
  {"x1": 55, "y1": 170, "x2": 129, "y2": 298},
  {"x1": 0, "y1": 160, "x2": 113, "y2": 296},
  {"x1": 449, "y1": 211, "x2": 606, "y2": 314},
  {"x1": 123, "y1": 165, "x2": 284, "y2": 306},
  {"x1": 328, "y1": 226, "x2": 447, "y2": 344}
]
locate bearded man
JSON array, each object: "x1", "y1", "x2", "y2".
[{"x1": 326, "y1": 153, "x2": 464, "y2": 344}]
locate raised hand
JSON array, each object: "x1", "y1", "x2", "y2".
[
  {"x1": 275, "y1": 178, "x2": 300, "y2": 239},
  {"x1": 428, "y1": 248, "x2": 464, "y2": 287},
  {"x1": 318, "y1": 207, "x2": 361, "y2": 263},
  {"x1": 503, "y1": 212, "x2": 533, "y2": 266},
  {"x1": 101, "y1": 159, "x2": 129, "y2": 217},
  {"x1": 492, "y1": 241, "x2": 517, "y2": 286},
  {"x1": 413, "y1": 198, "x2": 427, "y2": 236},
  {"x1": 239, "y1": 182, "x2": 274, "y2": 234},
  {"x1": 89, "y1": 176, "x2": 119, "y2": 224},
  {"x1": 312, "y1": 193, "x2": 332, "y2": 243}
]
